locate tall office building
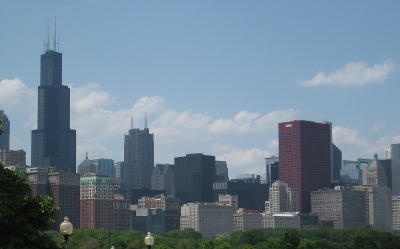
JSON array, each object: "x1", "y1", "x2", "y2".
[
  {"x1": 77, "y1": 154, "x2": 115, "y2": 177},
  {"x1": 0, "y1": 110, "x2": 10, "y2": 150},
  {"x1": 215, "y1": 160, "x2": 229, "y2": 182},
  {"x1": 279, "y1": 120, "x2": 332, "y2": 213},
  {"x1": 151, "y1": 164, "x2": 175, "y2": 196},
  {"x1": 332, "y1": 144, "x2": 342, "y2": 183},
  {"x1": 391, "y1": 144, "x2": 400, "y2": 196},
  {"x1": 265, "y1": 181, "x2": 299, "y2": 213},
  {"x1": 174, "y1": 153, "x2": 215, "y2": 204},
  {"x1": 265, "y1": 156, "x2": 279, "y2": 187},
  {"x1": 31, "y1": 32, "x2": 76, "y2": 173},
  {"x1": 123, "y1": 119, "x2": 154, "y2": 190}
]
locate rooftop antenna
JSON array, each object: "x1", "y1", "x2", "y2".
[
  {"x1": 86, "y1": 152, "x2": 88, "y2": 160},
  {"x1": 131, "y1": 115, "x2": 133, "y2": 129},
  {"x1": 46, "y1": 17, "x2": 50, "y2": 52},
  {"x1": 53, "y1": 16, "x2": 58, "y2": 51},
  {"x1": 145, "y1": 112, "x2": 147, "y2": 129}
]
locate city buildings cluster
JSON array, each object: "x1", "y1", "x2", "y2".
[{"x1": 1, "y1": 35, "x2": 400, "y2": 239}]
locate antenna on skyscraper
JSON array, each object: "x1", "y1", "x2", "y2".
[
  {"x1": 145, "y1": 112, "x2": 147, "y2": 129},
  {"x1": 46, "y1": 17, "x2": 50, "y2": 52},
  {"x1": 131, "y1": 115, "x2": 133, "y2": 129},
  {"x1": 53, "y1": 16, "x2": 58, "y2": 51}
]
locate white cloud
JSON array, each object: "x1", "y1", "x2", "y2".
[
  {"x1": 210, "y1": 109, "x2": 298, "y2": 134},
  {"x1": 0, "y1": 78, "x2": 36, "y2": 109},
  {"x1": 332, "y1": 125, "x2": 400, "y2": 159},
  {"x1": 298, "y1": 60, "x2": 396, "y2": 87},
  {"x1": 70, "y1": 83, "x2": 114, "y2": 113},
  {"x1": 371, "y1": 122, "x2": 387, "y2": 132}
]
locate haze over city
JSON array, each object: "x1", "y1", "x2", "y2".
[{"x1": 1, "y1": 1, "x2": 400, "y2": 178}]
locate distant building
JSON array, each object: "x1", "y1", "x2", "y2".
[
  {"x1": 128, "y1": 188, "x2": 166, "y2": 205},
  {"x1": 80, "y1": 174, "x2": 113, "y2": 229},
  {"x1": 138, "y1": 195, "x2": 181, "y2": 232},
  {"x1": 213, "y1": 180, "x2": 268, "y2": 211},
  {"x1": 0, "y1": 110, "x2": 10, "y2": 150},
  {"x1": 332, "y1": 143, "x2": 342, "y2": 183},
  {"x1": 392, "y1": 196, "x2": 400, "y2": 234},
  {"x1": 266, "y1": 181, "x2": 299, "y2": 213},
  {"x1": 236, "y1": 174, "x2": 260, "y2": 184},
  {"x1": 262, "y1": 212, "x2": 300, "y2": 229},
  {"x1": 0, "y1": 149, "x2": 26, "y2": 166},
  {"x1": 77, "y1": 154, "x2": 115, "y2": 177},
  {"x1": 131, "y1": 206, "x2": 164, "y2": 234},
  {"x1": 341, "y1": 160, "x2": 361, "y2": 185},
  {"x1": 218, "y1": 194, "x2": 238, "y2": 212},
  {"x1": 215, "y1": 161, "x2": 229, "y2": 182},
  {"x1": 31, "y1": 46, "x2": 76, "y2": 173},
  {"x1": 115, "y1": 161, "x2": 123, "y2": 179},
  {"x1": 113, "y1": 194, "x2": 131, "y2": 230},
  {"x1": 180, "y1": 203, "x2": 233, "y2": 238},
  {"x1": 391, "y1": 144, "x2": 400, "y2": 196},
  {"x1": 174, "y1": 153, "x2": 215, "y2": 204},
  {"x1": 265, "y1": 156, "x2": 279, "y2": 187},
  {"x1": 151, "y1": 164, "x2": 175, "y2": 196},
  {"x1": 233, "y1": 209, "x2": 262, "y2": 231},
  {"x1": 123, "y1": 119, "x2": 154, "y2": 190},
  {"x1": 311, "y1": 186, "x2": 366, "y2": 229},
  {"x1": 279, "y1": 120, "x2": 332, "y2": 213}
]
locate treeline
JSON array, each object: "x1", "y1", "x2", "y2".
[{"x1": 48, "y1": 227, "x2": 400, "y2": 249}]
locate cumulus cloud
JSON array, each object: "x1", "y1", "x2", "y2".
[
  {"x1": 70, "y1": 83, "x2": 114, "y2": 113},
  {"x1": 210, "y1": 109, "x2": 298, "y2": 134},
  {"x1": 0, "y1": 78, "x2": 36, "y2": 109},
  {"x1": 332, "y1": 125, "x2": 400, "y2": 160},
  {"x1": 371, "y1": 122, "x2": 387, "y2": 132},
  {"x1": 298, "y1": 60, "x2": 396, "y2": 87}
]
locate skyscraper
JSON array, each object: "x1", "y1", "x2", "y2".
[
  {"x1": 123, "y1": 118, "x2": 154, "y2": 190},
  {"x1": 332, "y1": 143, "x2": 342, "y2": 183},
  {"x1": 174, "y1": 153, "x2": 215, "y2": 204},
  {"x1": 0, "y1": 110, "x2": 10, "y2": 150},
  {"x1": 31, "y1": 30, "x2": 76, "y2": 173},
  {"x1": 391, "y1": 144, "x2": 400, "y2": 196},
  {"x1": 278, "y1": 120, "x2": 332, "y2": 213}
]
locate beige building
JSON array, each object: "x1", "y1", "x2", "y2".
[
  {"x1": 218, "y1": 194, "x2": 238, "y2": 212},
  {"x1": 0, "y1": 149, "x2": 26, "y2": 166},
  {"x1": 364, "y1": 155, "x2": 392, "y2": 232},
  {"x1": 262, "y1": 212, "x2": 300, "y2": 229},
  {"x1": 265, "y1": 181, "x2": 299, "y2": 213},
  {"x1": 392, "y1": 196, "x2": 400, "y2": 234},
  {"x1": 311, "y1": 186, "x2": 366, "y2": 229},
  {"x1": 180, "y1": 203, "x2": 233, "y2": 238},
  {"x1": 233, "y1": 209, "x2": 262, "y2": 231}
]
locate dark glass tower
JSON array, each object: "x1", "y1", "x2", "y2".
[
  {"x1": 31, "y1": 46, "x2": 76, "y2": 172},
  {"x1": 0, "y1": 110, "x2": 10, "y2": 150}
]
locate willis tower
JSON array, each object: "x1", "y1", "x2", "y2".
[{"x1": 31, "y1": 23, "x2": 76, "y2": 172}]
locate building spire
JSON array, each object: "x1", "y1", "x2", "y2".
[
  {"x1": 53, "y1": 16, "x2": 58, "y2": 51},
  {"x1": 145, "y1": 112, "x2": 147, "y2": 129},
  {"x1": 46, "y1": 16, "x2": 50, "y2": 52},
  {"x1": 86, "y1": 152, "x2": 88, "y2": 159},
  {"x1": 131, "y1": 115, "x2": 133, "y2": 129}
]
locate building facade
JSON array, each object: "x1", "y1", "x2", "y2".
[
  {"x1": 265, "y1": 156, "x2": 279, "y2": 187},
  {"x1": 279, "y1": 120, "x2": 332, "y2": 213},
  {"x1": 332, "y1": 143, "x2": 342, "y2": 184},
  {"x1": 78, "y1": 155, "x2": 115, "y2": 178},
  {"x1": 174, "y1": 153, "x2": 215, "y2": 204},
  {"x1": 266, "y1": 181, "x2": 299, "y2": 213},
  {"x1": 151, "y1": 164, "x2": 175, "y2": 196},
  {"x1": 180, "y1": 203, "x2": 233, "y2": 238},
  {"x1": 80, "y1": 175, "x2": 113, "y2": 229},
  {"x1": 215, "y1": 160, "x2": 229, "y2": 182},
  {"x1": 0, "y1": 110, "x2": 10, "y2": 150},
  {"x1": 31, "y1": 43, "x2": 76, "y2": 172},
  {"x1": 392, "y1": 144, "x2": 400, "y2": 196},
  {"x1": 233, "y1": 209, "x2": 262, "y2": 231},
  {"x1": 262, "y1": 212, "x2": 300, "y2": 229},
  {"x1": 123, "y1": 123, "x2": 154, "y2": 190},
  {"x1": 311, "y1": 186, "x2": 366, "y2": 229},
  {"x1": 0, "y1": 149, "x2": 26, "y2": 166}
]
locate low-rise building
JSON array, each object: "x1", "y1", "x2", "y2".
[
  {"x1": 233, "y1": 209, "x2": 262, "y2": 231},
  {"x1": 262, "y1": 212, "x2": 300, "y2": 229}
]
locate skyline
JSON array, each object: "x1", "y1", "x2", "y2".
[{"x1": 1, "y1": 1, "x2": 400, "y2": 178}]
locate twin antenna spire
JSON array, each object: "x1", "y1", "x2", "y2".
[
  {"x1": 130, "y1": 113, "x2": 148, "y2": 129},
  {"x1": 44, "y1": 16, "x2": 59, "y2": 53}
]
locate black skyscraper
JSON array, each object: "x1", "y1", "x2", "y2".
[
  {"x1": 31, "y1": 37, "x2": 76, "y2": 172},
  {"x1": 174, "y1": 153, "x2": 215, "y2": 204}
]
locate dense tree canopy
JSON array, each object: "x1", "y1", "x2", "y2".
[{"x1": 0, "y1": 163, "x2": 60, "y2": 248}]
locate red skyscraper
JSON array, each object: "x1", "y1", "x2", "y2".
[{"x1": 279, "y1": 120, "x2": 332, "y2": 213}]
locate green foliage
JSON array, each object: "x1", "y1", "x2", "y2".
[{"x1": 0, "y1": 164, "x2": 60, "y2": 249}]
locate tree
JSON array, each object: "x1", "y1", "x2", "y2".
[{"x1": 0, "y1": 164, "x2": 60, "y2": 248}]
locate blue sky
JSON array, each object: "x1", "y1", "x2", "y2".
[{"x1": 1, "y1": 1, "x2": 399, "y2": 177}]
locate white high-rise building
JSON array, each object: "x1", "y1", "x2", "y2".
[{"x1": 265, "y1": 181, "x2": 299, "y2": 213}]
